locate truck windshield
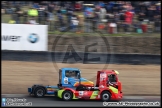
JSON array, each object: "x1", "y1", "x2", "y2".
[{"x1": 65, "y1": 70, "x2": 80, "y2": 79}]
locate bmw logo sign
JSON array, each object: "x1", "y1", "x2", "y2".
[{"x1": 28, "y1": 33, "x2": 39, "y2": 43}]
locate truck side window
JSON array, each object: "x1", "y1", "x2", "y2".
[
  {"x1": 65, "y1": 70, "x2": 79, "y2": 79},
  {"x1": 108, "y1": 74, "x2": 117, "y2": 82}
]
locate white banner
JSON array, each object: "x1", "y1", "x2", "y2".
[{"x1": 1, "y1": 23, "x2": 48, "y2": 51}]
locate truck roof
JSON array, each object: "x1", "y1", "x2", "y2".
[
  {"x1": 61, "y1": 68, "x2": 80, "y2": 71},
  {"x1": 99, "y1": 70, "x2": 119, "y2": 74}
]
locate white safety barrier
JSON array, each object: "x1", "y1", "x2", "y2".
[{"x1": 1, "y1": 23, "x2": 48, "y2": 51}]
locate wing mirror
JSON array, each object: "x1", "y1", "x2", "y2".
[{"x1": 78, "y1": 73, "x2": 81, "y2": 79}]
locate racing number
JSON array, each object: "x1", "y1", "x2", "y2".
[
  {"x1": 100, "y1": 73, "x2": 106, "y2": 78},
  {"x1": 64, "y1": 77, "x2": 68, "y2": 84},
  {"x1": 79, "y1": 91, "x2": 84, "y2": 96}
]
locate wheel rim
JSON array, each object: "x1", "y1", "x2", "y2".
[
  {"x1": 64, "y1": 92, "x2": 71, "y2": 100},
  {"x1": 102, "y1": 93, "x2": 109, "y2": 100},
  {"x1": 37, "y1": 89, "x2": 43, "y2": 96}
]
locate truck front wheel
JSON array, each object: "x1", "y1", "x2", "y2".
[
  {"x1": 62, "y1": 90, "x2": 73, "y2": 101},
  {"x1": 101, "y1": 91, "x2": 111, "y2": 102}
]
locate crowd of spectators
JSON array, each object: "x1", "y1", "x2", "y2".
[{"x1": 1, "y1": 1, "x2": 161, "y2": 33}]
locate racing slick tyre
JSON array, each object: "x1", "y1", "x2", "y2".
[
  {"x1": 101, "y1": 91, "x2": 111, "y2": 102},
  {"x1": 34, "y1": 87, "x2": 45, "y2": 98},
  {"x1": 62, "y1": 90, "x2": 73, "y2": 101}
]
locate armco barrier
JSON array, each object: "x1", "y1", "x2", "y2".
[{"x1": 2, "y1": 50, "x2": 161, "y2": 64}]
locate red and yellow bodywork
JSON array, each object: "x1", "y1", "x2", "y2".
[{"x1": 57, "y1": 86, "x2": 123, "y2": 100}]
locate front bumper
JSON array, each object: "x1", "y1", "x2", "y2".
[
  {"x1": 54, "y1": 91, "x2": 57, "y2": 96},
  {"x1": 28, "y1": 88, "x2": 32, "y2": 93},
  {"x1": 111, "y1": 91, "x2": 123, "y2": 100}
]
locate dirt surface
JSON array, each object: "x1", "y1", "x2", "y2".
[{"x1": 2, "y1": 61, "x2": 160, "y2": 95}]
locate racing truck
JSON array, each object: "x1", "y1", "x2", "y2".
[
  {"x1": 28, "y1": 68, "x2": 94, "y2": 97},
  {"x1": 56, "y1": 70, "x2": 123, "y2": 101}
]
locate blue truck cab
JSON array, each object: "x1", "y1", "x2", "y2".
[{"x1": 28, "y1": 68, "x2": 94, "y2": 97}]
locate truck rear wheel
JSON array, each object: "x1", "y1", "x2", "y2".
[
  {"x1": 34, "y1": 87, "x2": 45, "y2": 98},
  {"x1": 101, "y1": 91, "x2": 111, "y2": 102},
  {"x1": 62, "y1": 90, "x2": 73, "y2": 101}
]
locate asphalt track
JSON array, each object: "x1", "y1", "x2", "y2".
[{"x1": 1, "y1": 94, "x2": 161, "y2": 107}]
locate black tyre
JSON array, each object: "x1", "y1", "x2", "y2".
[
  {"x1": 101, "y1": 91, "x2": 111, "y2": 102},
  {"x1": 34, "y1": 87, "x2": 45, "y2": 98},
  {"x1": 62, "y1": 90, "x2": 73, "y2": 101}
]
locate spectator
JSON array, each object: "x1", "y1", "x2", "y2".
[
  {"x1": 71, "y1": 14, "x2": 79, "y2": 32},
  {"x1": 77, "y1": 14, "x2": 84, "y2": 32},
  {"x1": 99, "y1": 1, "x2": 105, "y2": 7},
  {"x1": 5, "y1": 2, "x2": 14, "y2": 14},
  {"x1": 66, "y1": 7, "x2": 74, "y2": 26},
  {"x1": 23, "y1": 10, "x2": 28, "y2": 24},
  {"x1": 37, "y1": 5, "x2": 45, "y2": 24},
  {"x1": 33, "y1": 2, "x2": 40, "y2": 9},
  {"x1": 60, "y1": 1, "x2": 65, "y2": 8},
  {"x1": 155, "y1": 2, "x2": 161, "y2": 15},
  {"x1": 154, "y1": 15, "x2": 161, "y2": 32},
  {"x1": 84, "y1": 5, "x2": 94, "y2": 32},
  {"x1": 28, "y1": 17, "x2": 39, "y2": 24},
  {"x1": 47, "y1": 3, "x2": 54, "y2": 30},
  {"x1": 109, "y1": 20, "x2": 118, "y2": 34},
  {"x1": 8, "y1": 14, "x2": 16, "y2": 24},
  {"x1": 139, "y1": 2, "x2": 147, "y2": 14},
  {"x1": 119, "y1": 10, "x2": 126, "y2": 21},
  {"x1": 99, "y1": 5, "x2": 107, "y2": 22},
  {"x1": 125, "y1": 10, "x2": 133, "y2": 24},
  {"x1": 28, "y1": 6, "x2": 38, "y2": 20},
  {"x1": 105, "y1": 2, "x2": 112, "y2": 13},
  {"x1": 84, "y1": 5, "x2": 94, "y2": 19},
  {"x1": 92, "y1": 12, "x2": 100, "y2": 31},
  {"x1": 117, "y1": 10, "x2": 126, "y2": 32},
  {"x1": 133, "y1": 2, "x2": 141, "y2": 13},
  {"x1": 2, "y1": 1, "x2": 161, "y2": 34},
  {"x1": 39, "y1": 1, "x2": 48, "y2": 7},
  {"x1": 1, "y1": 2, "x2": 4, "y2": 9},
  {"x1": 147, "y1": 5, "x2": 156, "y2": 21},
  {"x1": 74, "y1": 2, "x2": 82, "y2": 11},
  {"x1": 118, "y1": 1, "x2": 125, "y2": 13},
  {"x1": 124, "y1": 10, "x2": 133, "y2": 33},
  {"x1": 138, "y1": 12, "x2": 146, "y2": 23},
  {"x1": 112, "y1": 3, "x2": 119, "y2": 13},
  {"x1": 57, "y1": 11, "x2": 64, "y2": 27},
  {"x1": 14, "y1": 4, "x2": 23, "y2": 24},
  {"x1": 114, "y1": 12, "x2": 120, "y2": 23},
  {"x1": 1, "y1": 7, "x2": 5, "y2": 14}
]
